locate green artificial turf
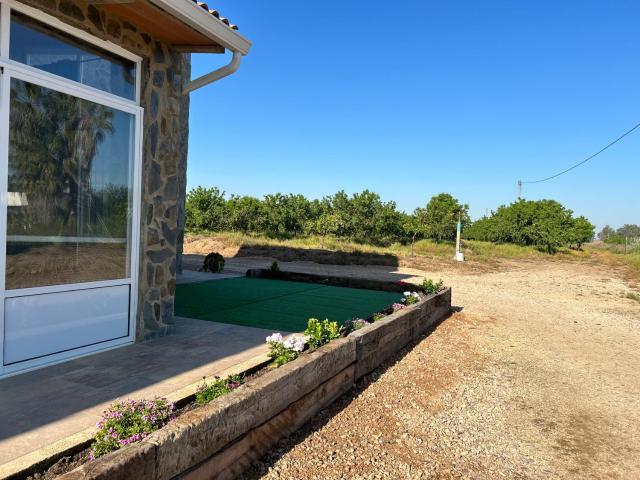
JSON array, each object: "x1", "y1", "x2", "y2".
[{"x1": 175, "y1": 277, "x2": 402, "y2": 332}]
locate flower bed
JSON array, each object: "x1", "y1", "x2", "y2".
[{"x1": 32, "y1": 278, "x2": 451, "y2": 480}]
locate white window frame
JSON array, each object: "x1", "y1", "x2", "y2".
[{"x1": 0, "y1": 0, "x2": 144, "y2": 378}]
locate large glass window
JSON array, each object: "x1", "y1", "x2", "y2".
[
  {"x1": 6, "y1": 78, "x2": 135, "y2": 289},
  {"x1": 9, "y1": 12, "x2": 136, "y2": 100}
]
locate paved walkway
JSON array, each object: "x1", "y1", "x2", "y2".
[
  {"x1": 0, "y1": 260, "x2": 414, "y2": 471},
  {"x1": 0, "y1": 317, "x2": 272, "y2": 467},
  {"x1": 177, "y1": 269, "x2": 244, "y2": 284}
]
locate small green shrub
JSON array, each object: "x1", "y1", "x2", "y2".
[
  {"x1": 627, "y1": 292, "x2": 640, "y2": 302},
  {"x1": 195, "y1": 374, "x2": 244, "y2": 404},
  {"x1": 402, "y1": 291, "x2": 420, "y2": 305},
  {"x1": 91, "y1": 398, "x2": 174, "y2": 459},
  {"x1": 372, "y1": 312, "x2": 386, "y2": 322},
  {"x1": 422, "y1": 278, "x2": 444, "y2": 295},
  {"x1": 269, "y1": 261, "x2": 280, "y2": 273},
  {"x1": 203, "y1": 252, "x2": 225, "y2": 273},
  {"x1": 266, "y1": 333, "x2": 305, "y2": 367},
  {"x1": 305, "y1": 318, "x2": 340, "y2": 349}
]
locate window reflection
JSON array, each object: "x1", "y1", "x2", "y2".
[
  {"x1": 10, "y1": 12, "x2": 136, "y2": 100},
  {"x1": 6, "y1": 79, "x2": 134, "y2": 289}
]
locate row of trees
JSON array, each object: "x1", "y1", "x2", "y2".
[
  {"x1": 185, "y1": 187, "x2": 469, "y2": 246},
  {"x1": 464, "y1": 199, "x2": 595, "y2": 253},
  {"x1": 186, "y1": 187, "x2": 598, "y2": 254},
  {"x1": 598, "y1": 224, "x2": 640, "y2": 243}
]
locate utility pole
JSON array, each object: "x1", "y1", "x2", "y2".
[{"x1": 517, "y1": 180, "x2": 523, "y2": 199}]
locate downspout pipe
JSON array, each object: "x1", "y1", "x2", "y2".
[{"x1": 182, "y1": 50, "x2": 242, "y2": 95}]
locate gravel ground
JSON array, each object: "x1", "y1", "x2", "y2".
[{"x1": 231, "y1": 258, "x2": 640, "y2": 479}]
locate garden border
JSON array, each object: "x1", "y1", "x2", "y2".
[
  {"x1": 7, "y1": 280, "x2": 451, "y2": 480},
  {"x1": 245, "y1": 268, "x2": 423, "y2": 293}
]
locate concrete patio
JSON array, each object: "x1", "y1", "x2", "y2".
[
  {"x1": 0, "y1": 312, "x2": 273, "y2": 471},
  {"x1": 0, "y1": 261, "x2": 417, "y2": 476}
]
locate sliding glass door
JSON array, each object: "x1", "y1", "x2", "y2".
[
  {"x1": 6, "y1": 78, "x2": 135, "y2": 290},
  {"x1": 0, "y1": 1, "x2": 142, "y2": 375}
]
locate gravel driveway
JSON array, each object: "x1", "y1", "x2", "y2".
[{"x1": 225, "y1": 257, "x2": 640, "y2": 479}]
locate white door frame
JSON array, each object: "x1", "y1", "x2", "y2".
[{"x1": 0, "y1": 0, "x2": 144, "y2": 378}]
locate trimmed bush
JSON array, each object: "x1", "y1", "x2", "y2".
[{"x1": 202, "y1": 252, "x2": 225, "y2": 273}]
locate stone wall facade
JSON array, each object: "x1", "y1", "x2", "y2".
[{"x1": 19, "y1": 0, "x2": 191, "y2": 340}]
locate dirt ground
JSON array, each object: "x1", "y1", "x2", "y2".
[{"x1": 219, "y1": 256, "x2": 640, "y2": 479}]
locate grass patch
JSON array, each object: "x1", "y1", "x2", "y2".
[
  {"x1": 626, "y1": 292, "x2": 640, "y2": 302},
  {"x1": 186, "y1": 232, "x2": 548, "y2": 262}
]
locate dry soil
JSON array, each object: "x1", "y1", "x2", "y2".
[{"x1": 226, "y1": 257, "x2": 640, "y2": 479}]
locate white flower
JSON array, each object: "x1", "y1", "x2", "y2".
[
  {"x1": 266, "y1": 332, "x2": 283, "y2": 344},
  {"x1": 292, "y1": 336, "x2": 306, "y2": 353},
  {"x1": 412, "y1": 292, "x2": 420, "y2": 298},
  {"x1": 283, "y1": 335, "x2": 306, "y2": 353},
  {"x1": 403, "y1": 291, "x2": 411, "y2": 297}
]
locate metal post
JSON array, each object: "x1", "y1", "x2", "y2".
[{"x1": 454, "y1": 213, "x2": 464, "y2": 262}]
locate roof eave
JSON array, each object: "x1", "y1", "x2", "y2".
[{"x1": 148, "y1": 0, "x2": 252, "y2": 54}]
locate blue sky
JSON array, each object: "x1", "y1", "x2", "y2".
[{"x1": 187, "y1": 1, "x2": 640, "y2": 231}]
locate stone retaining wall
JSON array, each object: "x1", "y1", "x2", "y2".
[{"x1": 58, "y1": 287, "x2": 451, "y2": 480}]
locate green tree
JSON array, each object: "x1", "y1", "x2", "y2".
[
  {"x1": 326, "y1": 190, "x2": 354, "y2": 239},
  {"x1": 262, "y1": 193, "x2": 311, "y2": 237},
  {"x1": 304, "y1": 213, "x2": 341, "y2": 248},
  {"x1": 463, "y1": 216, "x2": 493, "y2": 242},
  {"x1": 184, "y1": 186, "x2": 227, "y2": 231},
  {"x1": 616, "y1": 224, "x2": 640, "y2": 238},
  {"x1": 418, "y1": 193, "x2": 470, "y2": 242},
  {"x1": 226, "y1": 195, "x2": 263, "y2": 233},
  {"x1": 464, "y1": 198, "x2": 589, "y2": 254},
  {"x1": 529, "y1": 200, "x2": 575, "y2": 253},
  {"x1": 567, "y1": 216, "x2": 595, "y2": 249},
  {"x1": 402, "y1": 213, "x2": 423, "y2": 256},
  {"x1": 348, "y1": 190, "x2": 402, "y2": 244},
  {"x1": 598, "y1": 225, "x2": 615, "y2": 241}
]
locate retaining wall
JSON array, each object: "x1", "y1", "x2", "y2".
[{"x1": 58, "y1": 287, "x2": 451, "y2": 480}]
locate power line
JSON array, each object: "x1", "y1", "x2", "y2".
[{"x1": 521, "y1": 120, "x2": 640, "y2": 185}]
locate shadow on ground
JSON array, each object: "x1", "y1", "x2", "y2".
[
  {"x1": 186, "y1": 243, "x2": 400, "y2": 268},
  {"x1": 0, "y1": 317, "x2": 271, "y2": 462}
]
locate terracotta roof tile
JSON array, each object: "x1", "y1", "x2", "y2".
[{"x1": 191, "y1": 1, "x2": 239, "y2": 30}]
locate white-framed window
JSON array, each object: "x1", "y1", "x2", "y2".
[{"x1": 0, "y1": 0, "x2": 144, "y2": 377}]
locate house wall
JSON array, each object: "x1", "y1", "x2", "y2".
[{"x1": 18, "y1": 0, "x2": 190, "y2": 340}]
